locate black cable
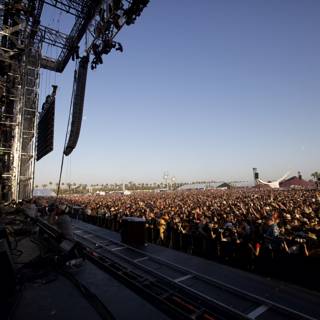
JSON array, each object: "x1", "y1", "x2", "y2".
[
  {"x1": 56, "y1": 61, "x2": 78, "y2": 199},
  {"x1": 56, "y1": 269, "x2": 116, "y2": 320},
  {"x1": 7, "y1": 284, "x2": 25, "y2": 320},
  {"x1": 8, "y1": 216, "x2": 115, "y2": 320},
  {"x1": 12, "y1": 258, "x2": 115, "y2": 320},
  {"x1": 10, "y1": 249, "x2": 23, "y2": 257},
  {"x1": 5, "y1": 227, "x2": 18, "y2": 250}
]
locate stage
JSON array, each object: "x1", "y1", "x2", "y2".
[
  {"x1": 71, "y1": 219, "x2": 320, "y2": 319},
  {"x1": 10, "y1": 218, "x2": 320, "y2": 320}
]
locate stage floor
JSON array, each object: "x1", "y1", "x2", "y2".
[
  {"x1": 11, "y1": 235, "x2": 169, "y2": 320},
  {"x1": 73, "y1": 219, "x2": 320, "y2": 319}
]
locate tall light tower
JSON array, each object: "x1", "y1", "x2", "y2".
[
  {"x1": 163, "y1": 171, "x2": 169, "y2": 190},
  {"x1": 171, "y1": 176, "x2": 176, "y2": 190},
  {"x1": 253, "y1": 168, "x2": 259, "y2": 186}
]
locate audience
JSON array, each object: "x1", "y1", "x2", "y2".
[{"x1": 37, "y1": 189, "x2": 320, "y2": 288}]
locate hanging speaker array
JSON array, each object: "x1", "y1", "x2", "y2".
[
  {"x1": 64, "y1": 55, "x2": 89, "y2": 156},
  {"x1": 36, "y1": 85, "x2": 57, "y2": 161}
]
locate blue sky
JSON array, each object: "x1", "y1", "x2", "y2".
[{"x1": 35, "y1": 0, "x2": 320, "y2": 185}]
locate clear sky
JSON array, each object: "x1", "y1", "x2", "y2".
[{"x1": 35, "y1": 0, "x2": 320, "y2": 185}]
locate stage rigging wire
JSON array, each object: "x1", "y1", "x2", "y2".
[
  {"x1": 55, "y1": 22, "x2": 91, "y2": 199},
  {"x1": 56, "y1": 61, "x2": 78, "y2": 199},
  {"x1": 54, "y1": 10, "x2": 63, "y2": 84}
]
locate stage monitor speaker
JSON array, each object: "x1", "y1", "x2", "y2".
[
  {"x1": 64, "y1": 55, "x2": 89, "y2": 156},
  {"x1": 121, "y1": 217, "x2": 146, "y2": 246}
]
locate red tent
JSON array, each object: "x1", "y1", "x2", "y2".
[{"x1": 280, "y1": 176, "x2": 316, "y2": 189}]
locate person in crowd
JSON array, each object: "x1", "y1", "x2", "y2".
[{"x1": 48, "y1": 204, "x2": 74, "y2": 240}]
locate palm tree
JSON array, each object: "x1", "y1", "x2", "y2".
[{"x1": 42, "y1": 184, "x2": 47, "y2": 189}]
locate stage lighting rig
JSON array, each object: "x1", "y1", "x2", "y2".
[
  {"x1": 1, "y1": 1, "x2": 150, "y2": 72},
  {"x1": 124, "y1": 0, "x2": 150, "y2": 25},
  {"x1": 31, "y1": 0, "x2": 150, "y2": 72},
  {"x1": 86, "y1": 0, "x2": 149, "y2": 70}
]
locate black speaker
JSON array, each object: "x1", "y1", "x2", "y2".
[
  {"x1": 254, "y1": 172, "x2": 259, "y2": 180},
  {"x1": 64, "y1": 55, "x2": 89, "y2": 156},
  {"x1": 121, "y1": 217, "x2": 146, "y2": 246},
  {"x1": 36, "y1": 86, "x2": 57, "y2": 161}
]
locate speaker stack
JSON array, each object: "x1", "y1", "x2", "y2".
[{"x1": 121, "y1": 217, "x2": 146, "y2": 246}]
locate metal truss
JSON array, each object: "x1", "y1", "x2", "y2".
[
  {"x1": 44, "y1": 0, "x2": 87, "y2": 17},
  {"x1": 37, "y1": 25, "x2": 69, "y2": 49},
  {"x1": 0, "y1": 0, "x2": 102, "y2": 72},
  {"x1": 31, "y1": 0, "x2": 148, "y2": 72},
  {"x1": 39, "y1": 0, "x2": 102, "y2": 72}
]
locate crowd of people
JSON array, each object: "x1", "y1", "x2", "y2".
[{"x1": 36, "y1": 189, "x2": 320, "y2": 289}]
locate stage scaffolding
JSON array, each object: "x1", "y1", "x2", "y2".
[
  {"x1": 1, "y1": 0, "x2": 149, "y2": 201},
  {"x1": 0, "y1": 1, "x2": 40, "y2": 201},
  {"x1": 15, "y1": 48, "x2": 40, "y2": 200}
]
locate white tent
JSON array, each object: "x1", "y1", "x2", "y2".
[{"x1": 33, "y1": 188, "x2": 56, "y2": 197}]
